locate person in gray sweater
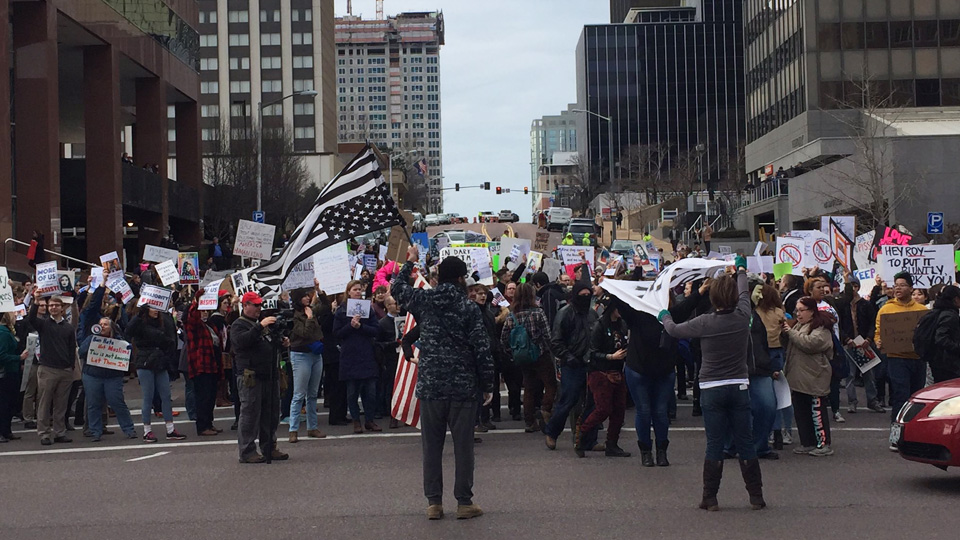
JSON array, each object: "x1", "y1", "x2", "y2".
[{"x1": 661, "y1": 268, "x2": 766, "y2": 512}]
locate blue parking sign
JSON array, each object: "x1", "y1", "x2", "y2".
[
  {"x1": 252, "y1": 211, "x2": 265, "y2": 224},
  {"x1": 927, "y1": 212, "x2": 944, "y2": 235}
]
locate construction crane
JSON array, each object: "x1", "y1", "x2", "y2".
[
  {"x1": 347, "y1": 0, "x2": 352, "y2": 16},
  {"x1": 376, "y1": 0, "x2": 384, "y2": 20}
]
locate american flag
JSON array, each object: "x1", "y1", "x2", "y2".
[
  {"x1": 391, "y1": 272, "x2": 428, "y2": 429},
  {"x1": 250, "y1": 145, "x2": 405, "y2": 293},
  {"x1": 415, "y1": 158, "x2": 429, "y2": 176}
]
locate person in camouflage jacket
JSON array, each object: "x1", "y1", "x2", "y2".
[{"x1": 391, "y1": 245, "x2": 494, "y2": 521}]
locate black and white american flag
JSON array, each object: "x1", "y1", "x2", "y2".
[{"x1": 250, "y1": 145, "x2": 405, "y2": 296}]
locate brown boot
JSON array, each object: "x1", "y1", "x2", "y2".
[
  {"x1": 353, "y1": 420, "x2": 364, "y2": 434},
  {"x1": 699, "y1": 460, "x2": 723, "y2": 511},
  {"x1": 365, "y1": 421, "x2": 382, "y2": 432},
  {"x1": 306, "y1": 429, "x2": 326, "y2": 439},
  {"x1": 288, "y1": 432, "x2": 298, "y2": 443}
]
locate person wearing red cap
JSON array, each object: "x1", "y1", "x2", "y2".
[{"x1": 230, "y1": 291, "x2": 290, "y2": 463}]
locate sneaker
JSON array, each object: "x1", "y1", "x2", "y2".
[
  {"x1": 166, "y1": 429, "x2": 187, "y2": 441},
  {"x1": 90, "y1": 435, "x2": 102, "y2": 442},
  {"x1": 143, "y1": 431, "x2": 158, "y2": 443},
  {"x1": 868, "y1": 402, "x2": 886, "y2": 414},
  {"x1": 456, "y1": 504, "x2": 484, "y2": 520},
  {"x1": 781, "y1": 429, "x2": 793, "y2": 445},
  {"x1": 24, "y1": 421, "x2": 37, "y2": 429},
  {"x1": 809, "y1": 445, "x2": 834, "y2": 457},
  {"x1": 793, "y1": 446, "x2": 814, "y2": 455},
  {"x1": 847, "y1": 403, "x2": 858, "y2": 414},
  {"x1": 833, "y1": 412, "x2": 846, "y2": 423},
  {"x1": 280, "y1": 416, "x2": 290, "y2": 425},
  {"x1": 239, "y1": 453, "x2": 265, "y2": 464},
  {"x1": 40, "y1": 438, "x2": 52, "y2": 446},
  {"x1": 474, "y1": 423, "x2": 488, "y2": 433},
  {"x1": 426, "y1": 504, "x2": 444, "y2": 520},
  {"x1": 889, "y1": 442, "x2": 899, "y2": 452},
  {"x1": 125, "y1": 432, "x2": 138, "y2": 439}
]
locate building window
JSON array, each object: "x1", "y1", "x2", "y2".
[
  {"x1": 293, "y1": 79, "x2": 314, "y2": 92},
  {"x1": 293, "y1": 56, "x2": 314, "y2": 68},
  {"x1": 200, "y1": 81, "x2": 219, "y2": 94},
  {"x1": 229, "y1": 57, "x2": 251, "y2": 70},
  {"x1": 230, "y1": 103, "x2": 251, "y2": 117},
  {"x1": 228, "y1": 34, "x2": 250, "y2": 47},
  {"x1": 260, "y1": 10, "x2": 280, "y2": 22},
  {"x1": 168, "y1": 129, "x2": 176, "y2": 142},
  {"x1": 262, "y1": 79, "x2": 282, "y2": 93},
  {"x1": 262, "y1": 104, "x2": 282, "y2": 116},
  {"x1": 230, "y1": 80, "x2": 251, "y2": 93},
  {"x1": 200, "y1": 35, "x2": 217, "y2": 47},
  {"x1": 292, "y1": 33, "x2": 313, "y2": 45},
  {"x1": 294, "y1": 103, "x2": 315, "y2": 115},
  {"x1": 201, "y1": 105, "x2": 220, "y2": 118},
  {"x1": 227, "y1": 10, "x2": 249, "y2": 23},
  {"x1": 201, "y1": 128, "x2": 218, "y2": 141},
  {"x1": 200, "y1": 58, "x2": 218, "y2": 71},
  {"x1": 261, "y1": 56, "x2": 281, "y2": 69},
  {"x1": 200, "y1": 11, "x2": 216, "y2": 24},
  {"x1": 295, "y1": 127, "x2": 316, "y2": 139},
  {"x1": 262, "y1": 33, "x2": 281, "y2": 46}
]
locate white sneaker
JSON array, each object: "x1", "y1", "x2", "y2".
[
  {"x1": 781, "y1": 429, "x2": 793, "y2": 445},
  {"x1": 809, "y1": 445, "x2": 834, "y2": 457},
  {"x1": 833, "y1": 412, "x2": 846, "y2": 423}
]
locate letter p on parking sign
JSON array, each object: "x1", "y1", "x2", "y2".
[{"x1": 928, "y1": 212, "x2": 944, "y2": 235}]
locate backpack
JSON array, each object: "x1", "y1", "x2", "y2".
[
  {"x1": 508, "y1": 313, "x2": 541, "y2": 366},
  {"x1": 913, "y1": 309, "x2": 942, "y2": 360}
]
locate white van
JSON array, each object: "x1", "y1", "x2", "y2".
[{"x1": 546, "y1": 207, "x2": 573, "y2": 231}]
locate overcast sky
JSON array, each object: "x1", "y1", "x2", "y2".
[{"x1": 333, "y1": 0, "x2": 609, "y2": 219}]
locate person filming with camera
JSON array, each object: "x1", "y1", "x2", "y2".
[{"x1": 231, "y1": 291, "x2": 290, "y2": 464}]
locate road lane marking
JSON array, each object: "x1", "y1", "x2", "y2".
[{"x1": 126, "y1": 451, "x2": 169, "y2": 462}]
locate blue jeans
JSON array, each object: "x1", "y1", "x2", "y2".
[
  {"x1": 544, "y1": 365, "x2": 586, "y2": 439},
  {"x1": 701, "y1": 384, "x2": 756, "y2": 461},
  {"x1": 887, "y1": 357, "x2": 927, "y2": 423},
  {"x1": 289, "y1": 351, "x2": 324, "y2": 432},
  {"x1": 749, "y1": 376, "x2": 777, "y2": 456},
  {"x1": 346, "y1": 377, "x2": 378, "y2": 424},
  {"x1": 138, "y1": 369, "x2": 173, "y2": 427},
  {"x1": 625, "y1": 367, "x2": 674, "y2": 447},
  {"x1": 82, "y1": 374, "x2": 136, "y2": 437}
]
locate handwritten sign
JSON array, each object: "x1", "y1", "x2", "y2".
[
  {"x1": 282, "y1": 258, "x2": 315, "y2": 290},
  {"x1": 199, "y1": 279, "x2": 224, "y2": 310},
  {"x1": 229, "y1": 268, "x2": 256, "y2": 296},
  {"x1": 314, "y1": 243, "x2": 352, "y2": 295},
  {"x1": 142, "y1": 244, "x2": 179, "y2": 264},
  {"x1": 534, "y1": 232, "x2": 550, "y2": 252},
  {"x1": 557, "y1": 246, "x2": 595, "y2": 277},
  {"x1": 100, "y1": 251, "x2": 123, "y2": 276},
  {"x1": 155, "y1": 260, "x2": 180, "y2": 286},
  {"x1": 86, "y1": 336, "x2": 132, "y2": 372},
  {"x1": 137, "y1": 285, "x2": 173, "y2": 311},
  {"x1": 879, "y1": 310, "x2": 925, "y2": 358},
  {"x1": 0, "y1": 267, "x2": 14, "y2": 311},
  {"x1": 234, "y1": 219, "x2": 277, "y2": 261},
  {"x1": 106, "y1": 274, "x2": 134, "y2": 304},
  {"x1": 178, "y1": 252, "x2": 200, "y2": 285},
  {"x1": 363, "y1": 254, "x2": 378, "y2": 273},
  {"x1": 470, "y1": 247, "x2": 494, "y2": 286},
  {"x1": 35, "y1": 261, "x2": 60, "y2": 297},
  {"x1": 879, "y1": 244, "x2": 954, "y2": 288},
  {"x1": 90, "y1": 267, "x2": 104, "y2": 290}
]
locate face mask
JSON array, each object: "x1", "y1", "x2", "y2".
[
  {"x1": 751, "y1": 285, "x2": 763, "y2": 307},
  {"x1": 572, "y1": 295, "x2": 592, "y2": 312}
]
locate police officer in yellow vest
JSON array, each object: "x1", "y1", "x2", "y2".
[
  {"x1": 562, "y1": 232, "x2": 575, "y2": 245},
  {"x1": 582, "y1": 233, "x2": 592, "y2": 246}
]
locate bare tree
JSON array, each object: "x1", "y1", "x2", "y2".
[
  {"x1": 713, "y1": 140, "x2": 748, "y2": 223},
  {"x1": 664, "y1": 148, "x2": 702, "y2": 199},
  {"x1": 621, "y1": 143, "x2": 670, "y2": 204},
  {"x1": 567, "y1": 153, "x2": 602, "y2": 216}
]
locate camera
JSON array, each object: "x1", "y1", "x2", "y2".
[{"x1": 263, "y1": 307, "x2": 294, "y2": 345}]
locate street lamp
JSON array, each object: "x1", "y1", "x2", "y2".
[
  {"x1": 572, "y1": 108, "x2": 616, "y2": 240},
  {"x1": 257, "y1": 89, "x2": 318, "y2": 214},
  {"x1": 695, "y1": 142, "x2": 706, "y2": 217}
]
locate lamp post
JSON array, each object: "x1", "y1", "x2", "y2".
[
  {"x1": 257, "y1": 89, "x2": 318, "y2": 214},
  {"x1": 695, "y1": 142, "x2": 706, "y2": 218},
  {"x1": 571, "y1": 108, "x2": 616, "y2": 240}
]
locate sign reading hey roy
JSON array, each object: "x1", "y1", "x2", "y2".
[{"x1": 879, "y1": 244, "x2": 954, "y2": 288}]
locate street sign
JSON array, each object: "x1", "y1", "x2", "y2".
[
  {"x1": 927, "y1": 212, "x2": 944, "y2": 235},
  {"x1": 252, "y1": 211, "x2": 265, "y2": 224}
]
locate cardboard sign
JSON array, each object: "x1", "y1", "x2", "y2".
[
  {"x1": 282, "y1": 258, "x2": 315, "y2": 290},
  {"x1": 155, "y1": 259, "x2": 180, "y2": 286},
  {"x1": 0, "y1": 267, "x2": 14, "y2": 311},
  {"x1": 534, "y1": 232, "x2": 550, "y2": 252},
  {"x1": 879, "y1": 244, "x2": 954, "y2": 288},
  {"x1": 199, "y1": 279, "x2": 224, "y2": 310},
  {"x1": 346, "y1": 298, "x2": 372, "y2": 319},
  {"x1": 234, "y1": 219, "x2": 277, "y2": 261},
  {"x1": 314, "y1": 242, "x2": 352, "y2": 295},
  {"x1": 775, "y1": 237, "x2": 805, "y2": 275},
  {"x1": 100, "y1": 251, "x2": 123, "y2": 276},
  {"x1": 137, "y1": 284, "x2": 173, "y2": 311},
  {"x1": 385, "y1": 208, "x2": 415, "y2": 262},
  {"x1": 879, "y1": 310, "x2": 925, "y2": 358},
  {"x1": 106, "y1": 274, "x2": 134, "y2": 304},
  {"x1": 143, "y1": 244, "x2": 179, "y2": 264},
  {"x1": 35, "y1": 261, "x2": 60, "y2": 297},
  {"x1": 86, "y1": 336, "x2": 132, "y2": 372},
  {"x1": 178, "y1": 252, "x2": 200, "y2": 285}
]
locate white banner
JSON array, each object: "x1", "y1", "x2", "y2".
[
  {"x1": 601, "y1": 258, "x2": 727, "y2": 318},
  {"x1": 199, "y1": 279, "x2": 224, "y2": 310},
  {"x1": 314, "y1": 243, "x2": 352, "y2": 295},
  {"x1": 879, "y1": 244, "x2": 954, "y2": 288},
  {"x1": 137, "y1": 285, "x2": 173, "y2": 311},
  {"x1": 155, "y1": 259, "x2": 180, "y2": 286},
  {"x1": 234, "y1": 219, "x2": 277, "y2": 261},
  {"x1": 142, "y1": 244, "x2": 179, "y2": 264}
]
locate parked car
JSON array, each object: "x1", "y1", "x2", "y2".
[
  {"x1": 609, "y1": 239, "x2": 637, "y2": 258},
  {"x1": 424, "y1": 214, "x2": 441, "y2": 227},
  {"x1": 498, "y1": 210, "x2": 519, "y2": 223},
  {"x1": 562, "y1": 220, "x2": 600, "y2": 246},
  {"x1": 479, "y1": 211, "x2": 498, "y2": 223},
  {"x1": 896, "y1": 379, "x2": 960, "y2": 470},
  {"x1": 409, "y1": 212, "x2": 425, "y2": 233},
  {"x1": 546, "y1": 207, "x2": 573, "y2": 231},
  {"x1": 448, "y1": 213, "x2": 467, "y2": 224}
]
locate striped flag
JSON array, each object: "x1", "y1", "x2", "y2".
[
  {"x1": 391, "y1": 272, "x2": 429, "y2": 429},
  {"x1": 250, "y1": 145, "x2": 405, "y2": 295}
]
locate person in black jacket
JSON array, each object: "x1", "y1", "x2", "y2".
[
  {"x1": 318, "y1": 292, "x2": 349, "y2": 426},
  {"x1": 128, "y1": 306, "x2": 184, "y2": 443},
  {"x1": 376, "y1": 295, "x2": 403, "y2": 428},
  {"x1": 531, "y1": 272, "x2": 565, "y2": 328},
  {"x1": 928, "y1": 285, "x2": 960, "y2": 383},
  {"x1": 838, "y1": 279, "x2": 885, "y2": 414},
  {"x1": 578, "y1": 305, "x2": 631, "y2": 458}
]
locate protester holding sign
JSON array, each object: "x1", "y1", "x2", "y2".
[
  {"x1": 0, "y1": 313, "x2": 25, "y2": 442},
  {"x1": 79, "y1": 316, "x2": 137, "y2": 442},
  {"x1": 127, "y1": 306, "x2": 186, "y2": 443},
  {"x1": 334, "y1": 280, "x2": 382, "y2": 434},
  {"x1": 28, "y1": 291, "x2": 77, "y2": 446},
  {"x1": 186, "y1": 288, "x2": 223, "y2": 437},
  {"x1": 874, "y1": 271, "x2": 928, "y2": 451}
]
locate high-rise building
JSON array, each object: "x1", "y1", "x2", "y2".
[
  {"x1": 196, "y1": 0, "x2": 339, "y2": 188},
  {"x1": 530, "y1": 105, "x2": 579, "y2": 186},
  {"x1": 335, "y1": 11, "x2": 445, "y2": 213},
  {"x1": 738, "y1": 0, "x2": 960, "y2": 238},
  {"x1": 610, "y1": 0, "x2": 683, "y2": 23},
  {"x1": 577, "y1": 1, "x2": 745, "y2": 216}
]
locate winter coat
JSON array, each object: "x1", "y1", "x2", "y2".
[
  {"x1": 333, "y1": 304, "x2": 380, "y2": 381},
  {"x1": 536, "y1": 282, "x2": 566, "y2": 328},
  {"x1": 931, "y1": 309, "x2": 960, "y2": 380},
  {"x1": 550, "y1": 304, "x2": 598, "y2": 368},
  {"x1": 782, "y1": 322, "x2": 833, "y2": 397},
  {"x1": 127, "y1": 315, "x2": 177, "y2": 372},
  {"x1": 289, "y1": 308, "x2": 323, "y2": 352}
]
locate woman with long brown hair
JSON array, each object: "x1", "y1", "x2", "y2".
[{"x1": 500, "y1": 282, "x2": 557, "y2": 432}]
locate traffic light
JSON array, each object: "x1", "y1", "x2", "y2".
[
  {"x1": 496, "y1": 186, "x2": 502, "y2": 195},
  {"x1": 524, "y1": 187, "x2": 529, "y2": 195},
  {"x1": 455, "y1": 183, "x2": 460, "y2": 192},
  {"x1": 484, "y1": 182, "x2": 491, "y2": 190}
]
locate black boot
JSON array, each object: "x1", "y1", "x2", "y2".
[
  {"x1": 573, "y1": 421, "x2": 585, "y2": 458},
  {"x1": 739, "y1": 458, "x2": 766, "y2": 510},
  {"x1": 692, "y1": 399, "x2": 702, "y2": 417},
  {"x1": 772, "y1": 430, "x2": 783, "y2": 450},
  {"x1": 656, "y1": 440, "x2": 670, "y2": 467},
  {"x1": 699, "y1": 460, "x2": 723, "y2": 511},
  {"x1": 605, "y1": 441, "x2": 631, "y2": 457},
  {"x1": 638, "y1": 441, "x2": 654, "y2": 467}
]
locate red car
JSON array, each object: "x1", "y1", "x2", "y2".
[{"x1": 896, "y1": 379, "x2": 960, "y2": 470}]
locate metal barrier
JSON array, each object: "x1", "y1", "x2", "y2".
[{"x1": 2, "y1": 238, "x2": 99, "y2": 269}]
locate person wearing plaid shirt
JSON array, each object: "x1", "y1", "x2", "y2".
[{"x1": 186, "y1": 288, "x2": 222, "y2": 436}]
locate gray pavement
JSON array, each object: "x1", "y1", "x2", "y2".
[{"x1": 2, "y1": 384, "x2": 959, "y2": 540}]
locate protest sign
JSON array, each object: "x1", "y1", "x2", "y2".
[
  {"x1": 143, "y1": 244, "x2": 179, "y2": 264},
  {"x1": 879, "y1": 310, "x2": 925, "y2": 358},
  {"x1": 542, "y1": 258, "x2": 562, "y2": 282},
  {"x1": 853, "y1": 230, "x2": 875, "y2": 268},
  {"x1": 879, "y1": 244, "x2": 954, "y2": 288},
  {"x1": 229, "y1": 268, "x2": 256, "y2": 296},
  {"x1": 844, "y1": 335, "x2": 881, "y2": 373},
  {"x1": 86, "y1": 336, "x2": 132, "y2": 372},
  {"x1": 282, "y1": 258, "x2": 315, "y2": 290},
  {"x1": 314, "y1": 243, "x2": 352, "y2": 295},
  {"x1": 557, "y1": 246, "x2": 595, "y2": 275},
  {"x1": 440, "y1": 246, "x2": 479, "y2": 267},
  {"x1": 233, "y1": 219, "x2": 276, "y2": 261},
  {"x1": 106, "y1": 273, "x2": 134, "y2": 304},
  {"x1": 178, "y1": 252, "x2": 200, "y2": 285},
  {"x1": 411, "y1": 232, "x2": 429, "y2": 268},
  {"x1": 534, "y1": 232, "x2": 550, "y2": 252},
  {"x1": 35, "y1": 261, "x2": 60, "y2": 297},
  {"x1": 0, "y1": 267, "x2": 14, "y2": 311},
  {"x1": 385, "y1": 209, "x2": 415, "y2": 262},
  {"x1": 501, "y1": 237, "x2": 531, "y2": 263},
  {"x1": 526, "y1": 251, "x2": 544, "y2": 275},
  {"x1": 378, "y1": 245, "x2": 388, "y2": 262},
  {"x1": 56, "y1": 271, "x2": 75, "y2": 294},
  {"x1": 137, "y1": 285, "x2": 173, "y2": 311},
  {"x1": 491, "y1": 290, "x2": 510, "y2": 307},
  {"x1": 773, "y1": 262, "x2": 793, "y2": 281},
  {"x1": 719, "y1": 246, "x2": 732, "y2": 255},
  {"x1": 775, "y1": 237, "x2": 806, "y2": 275},
  {"x1": 353, "y1": 264, "x2": 364, "y2": 281},
  {"x1": 830, "y1": 219, "x2": 854, "y2": 271},
  {"x1": 99, "y1": 251, "x2": 123, "y2": 276},
  {"x1": 90, "y1": 267, "x2": 105, "y2": 290},
  {"x1": 850, "y1": 266, "x2": 879, "y2": 298},
  {"x1": 14, "y1": 304, "x2": 26, "y2": 321},
  {"x1": 155, "y1": 259, "x2": 180, "y2": 286},
  {"x1": 753, "y1": 242, "x2": 769, "y2": 257},
  {"x1": 346, "y1": 299, "x2": 372, "y2": 319},
  {"x1": 363, "y1": 254, "x2": 378, "y2": 273},
  {"x1": 470, "y1": 248, "x2": 494, "y2": 286},
  {"x1": 200, "y1": 269, "x2": 232, "y2": 287},
  {"x1": 821, "y1": 216, "x2": 855, "y2": 240},
  {"x1": 199, "y1": 279, "x2": 225, "y2": 310},
  {"x1": 790, "y1": 230, "x2": 833, "y2": 272}
]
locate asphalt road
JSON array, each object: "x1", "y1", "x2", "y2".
[{"x1": 2, "y1": 384, "x2": 958, "y2": 540}]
